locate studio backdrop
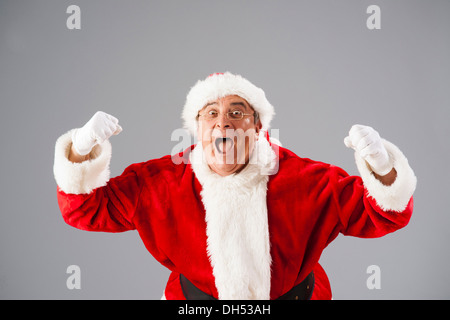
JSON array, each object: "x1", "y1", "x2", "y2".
[{"x1": 0, "y1": 0, "x2": 449, "y2": 299}]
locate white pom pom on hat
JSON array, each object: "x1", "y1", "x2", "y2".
[{"x1": 182, "y1": 72, "x2": 275, "y2": 136}]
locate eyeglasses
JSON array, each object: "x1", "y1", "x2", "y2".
[{"x1": 198, "y1": 110, "x2": 255, "y2": 121}]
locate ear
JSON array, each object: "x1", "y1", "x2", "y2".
[{"x1": 255, "y1": 120, "x2": 262, "y2": 134}]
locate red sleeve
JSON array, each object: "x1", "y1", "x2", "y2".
[
  {"x1": 57, "y1": 163, "x2": 142, "y2": 233},
  {"x1": 331, "y1": 166, "x2": 413, "y2": 238}
]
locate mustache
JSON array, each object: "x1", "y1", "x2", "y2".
[{"x1": 202, "y1": 128, "x2": 259, "y2": 140}]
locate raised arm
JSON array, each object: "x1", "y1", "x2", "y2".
[
  {"x1": 53, "y1": 111, "x2": 139, "y2": 232},
  {"x1": 337, "y1": 124, "x2": 417, "y2": 237}
]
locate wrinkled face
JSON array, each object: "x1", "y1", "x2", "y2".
[{"x1": 197, "y1": 95, "x2": 262, "y2": 176}]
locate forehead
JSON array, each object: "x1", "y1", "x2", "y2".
[{"x1": 203, "y1": 95, "x2": 250, "y2": 109}]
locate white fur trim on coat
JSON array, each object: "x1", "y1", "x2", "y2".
[
  {"x1": 354, "y1": 139, "x2": 417, "y2": 212},
  {"x1": 183, "y1": 72, "x2": 275, "y2": 137},
  {"x1": 190, "y1": 136, "x2": 277, "y2": 300},
  {"x1": 53, "y1": 129, "x2": 112, "y2": 194}
]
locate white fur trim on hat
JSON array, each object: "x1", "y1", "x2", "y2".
[
  {"x1": 53, "y1": 129, "x2": 112, "y2": 194},
  {"x1": 182, "y1": 72, "x2": 275, "y2": 136}
]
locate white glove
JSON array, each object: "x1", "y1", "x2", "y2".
[
  {"x1": 72, "y1": 111, "x2": 122, "y2": 156},
  {"x1": 344, "y1": 124, "x2": 393, "y2": 176}
]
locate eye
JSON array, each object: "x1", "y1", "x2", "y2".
[
  {"x1": 229, "y1": 110, "x2": 243, "y2": 119},
  {"x1": 208, "y1": 110, "x2": 218, "y2": 116}
]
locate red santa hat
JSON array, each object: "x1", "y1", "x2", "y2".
[{"x1": 182, "y1": 72, "x2": 275, "y2": 136}]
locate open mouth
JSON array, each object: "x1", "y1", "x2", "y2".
[{"x1": 214, "y1": 137, "x2": 234, "y2": 154}]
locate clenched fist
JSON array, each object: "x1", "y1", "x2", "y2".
[
  {"x1": 344, "y1": 124, "x2": 393, "y2": 176},
  {"x1": 72, "y1": 111, "x2": 122, "y2": 156}
]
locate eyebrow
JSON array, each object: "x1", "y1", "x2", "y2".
[
  {"x1": 204, "y1": 102, "x2": 218, "y2": 108},
  {"x1": 230, "y1": 102, "x2": 248, "y2": 110},
  {"x1": 203, "y1": 101, "x2": 249, "y2": 110}
]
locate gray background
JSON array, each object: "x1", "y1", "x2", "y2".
[{"x1": 0, "y1": 0, "x2": 449, "y2": 299}]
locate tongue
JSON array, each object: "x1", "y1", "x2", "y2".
[{"x1": 218, "y1": 139, "x2": 233, "y2": 153}]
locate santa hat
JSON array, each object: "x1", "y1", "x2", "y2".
[{"x1": 182, "y1": 72, "x2": 275, "y2": 137}]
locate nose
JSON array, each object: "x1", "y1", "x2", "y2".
[{"x1": 215, "y1": 113, "x2": 232, "y2": 129}]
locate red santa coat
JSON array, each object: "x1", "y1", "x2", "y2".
[{"x1": 53, "y1": 130, "x2": 416, "y2": 300}]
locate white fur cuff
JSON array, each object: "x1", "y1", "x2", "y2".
[
  {"x1": 354, "y1": 139, "x2": 417, "y2": 212},
  {"x1": 53, "y1": 129, "x2": 112, "y2": 194}
]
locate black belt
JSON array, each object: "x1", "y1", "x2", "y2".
[{"x1": 180, "y1": 272, "x2": 314, "y2": 300}]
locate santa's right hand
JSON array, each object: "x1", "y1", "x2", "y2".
[{"x1": 71, "y1": 111, "x2": 122, "y2": 156}]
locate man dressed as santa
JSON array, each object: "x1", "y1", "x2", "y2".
[{"x1": 53, "y1": 72, "x2": 416, "y2": 300}]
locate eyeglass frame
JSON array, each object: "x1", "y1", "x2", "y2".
[{"x1": 197, "y1": 110, "x2": 256, "y2": 121}]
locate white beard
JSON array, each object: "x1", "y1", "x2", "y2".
[{"x1": 190, "y1": 135, "x2": 278, "y2": 300}]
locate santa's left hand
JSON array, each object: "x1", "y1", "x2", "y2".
[{"x1": 344, "y1": 124, "x2": 393, "y2": 176}]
